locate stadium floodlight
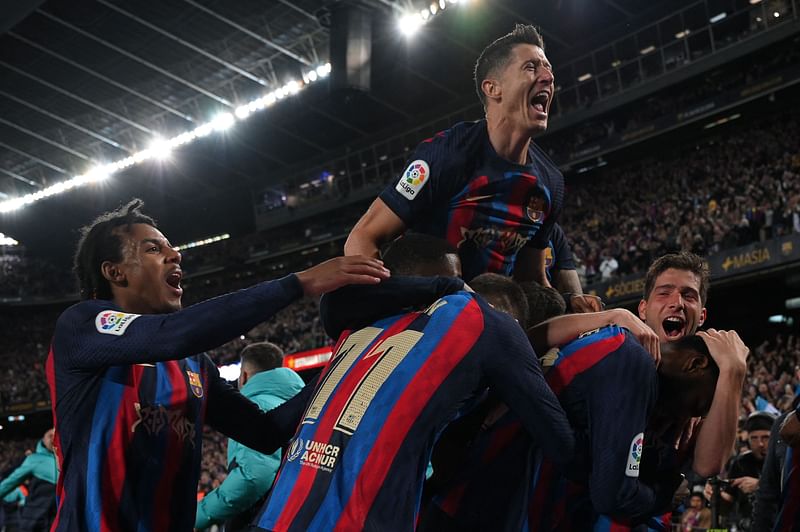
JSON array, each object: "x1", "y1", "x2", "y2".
[
  {"x1": 148, "y1": 137, "x2": 173, "y2": 161},
  {"x1": 749, "y1": 0, "x2": 762, "y2": 4},
  {"x1": 210, "y1": 112, "x2": 235, "y2": 132},
  {"x1": 675, "y1": 29, "x2": 690, "y2": 39},
  {"x1": 439, "y1": 0, "x2": 447, "y2": 9},
  {"x1": 430, "y1": 2, "x2": 438, "y2": 15},
  {"x1": 773, "y1": 11, "x2": 781, "y2": 17},
  {"x1": 709, "y1": 12, "x2": 727, "y2": 23},
  {"x1": 577, "y1": 73, "x2": 592, "y2": 82},
  {"x1": 639, "y1": 46, "x2": 656, "y2": 55},
  {"x1": 174, "y1": 233, "x2": 231, "y2": 251},
  {"x1": 0, "y1": 62, "x2": 332, "y2": 214},
  {"x1": 420, "y1": 8, "x2": 430, "y2": 20},
  {"x1": 398, "y1": 13, "x2": 423, "y2": 37},
  {"x1": 0, "y1": 232, "x2": 19, "y2": 246}
]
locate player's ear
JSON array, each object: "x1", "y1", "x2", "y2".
[
  {"x1": 482, "y1": 78, "x2": 501, "y2": 103},
  {"x1": 637, "y1": 299, "x2": 647, "y2": 321},
  {"x1": 684, "y1": 351, "x2": 710, "y2": 375},
  {"x1": 101, "y1": 261, "x2": 126, "y2": 285},
  {"x1": 698, "y1": 307, "x2": 707, "y2": 327}
]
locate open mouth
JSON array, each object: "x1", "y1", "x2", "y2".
[
  {"x1": 166, "y1": 270, "x2": 183, "y2": 293},
  {"x1": 530, "y1": 91, "x2": 550, "y2": 114},
  {"x1": 662, "y1": 316, "x2": 685, "y2": 339}
]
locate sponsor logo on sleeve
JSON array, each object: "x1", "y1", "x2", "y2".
[
  {"x1": 95, "y1": 310, "x2": 140, "y2": 336},
  {"x1": 626, "y1": 432, "x2": 644, "y2": 477},
  {"x1": 395, "y1": 160, "x2": 430, "y2": 200}
]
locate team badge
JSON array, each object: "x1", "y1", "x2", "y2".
[
  {"x1": 395, "y1": 160, "x2": 430, "y2": 200},
  {"x1": 526, "y1": 190, "x2": 548, "y2": 223},
  {"x1": 186, "y1": 370, "x2": 204, "y2": 398},
  {"x1": 95, "y1": 310, "x2": 140, "y2": 336},
  {"x1": 626, "y1": 432, "x2": 644, "y2": 477}
]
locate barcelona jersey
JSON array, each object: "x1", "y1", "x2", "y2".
[
  {"x1": 46, "y1": 275, "x2": 308, "y2": 531},
  {"x1": 428, "y1": 326, "x2": 664, "y2": 531},
  {"x1": 774, "y1": 434, "x2": 800, "y2": 530},
  {"x1": 255, "y1": 285, "x2": 573, "y2": 532},
  {"x1": 380, "y1": 120, "x2": 565, "y2": 281}
]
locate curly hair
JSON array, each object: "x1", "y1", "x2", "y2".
[{"x1": 73, "y1": 199, "x2": 156, "y2": 300}]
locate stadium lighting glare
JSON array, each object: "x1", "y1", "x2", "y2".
[
  {"x1": 675, "y1": 29, "x2": 690, "y2": 39},
  {"x1": 749, "y1": 0, "x2": 762, "y2": 4},
  {"x1": 315, "y1": 63, "x2": 332, "y2": 78},
  {"x1": 773, "y1": 11, "x2": 781, "y2": 17},
  {"x1": 0, "y1": 63, "x2": 333, "y2": 214},
  {"x1": 439, "y1": 0, "x2": 447, "y2": 9},
  {"x1": 639, "y1": 46, "x2": 656, "y2": 55},
  {"x1": 577, "y1": 73, "x2": 592, "y2": 82},
  {"x1": 148, "y1": 137, "x2": 173, "y2": 161},
  {"x1": 430, "y1": 2, "x2": 438, "y2": 15},
  {"x1": 174, "y1": 233, "x2": 231, "y2": 251},
  {"x1": 709, "y1": 12, "x2": 727, "y2": 23},
  {"x1": 0, "y1": 232, "x2": 19, "y2": 246},
  {"x1": 420, "y1": 8, "x2": 430, "y2": 20},
  {"x1": 611, "y1": 59, "x2": 621, "y2": 68},
  {"x1": 398, "y1": 13, "x2": 423, "y2": 36}
]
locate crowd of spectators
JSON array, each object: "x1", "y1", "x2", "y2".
[
  {"x1": 0, "y1": 309, "x2": 55, "y2": 410},
  {"x1": 198, "y1": 427, "x2": 228, "y2": 500},
  {"x1": 560, "y1": 110, "x2": 800, "y2": 285},
  {"x1": 0, "y1": 438, "x2": 38, "y2": 475}
]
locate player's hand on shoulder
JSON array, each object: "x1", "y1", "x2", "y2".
[
  {"x1": 610, "y1": 308, "x2": 661, "y2": 366},
  {"x1": 296, "y1": 256, "x2": 391, "y2": 297},
  {"x1": 569, "y1": 294, "x2": 604, "y2": 313},
  {"x1": 696, "y1": 329, "x2": 749, "y2": 376},
  {"x1": 780, "y1": 410, "x2": 800, "y2": 448}
]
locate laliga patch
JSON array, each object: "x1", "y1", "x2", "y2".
[
  {"x1": 95, "y1": 310, "x2": 140, "y2": 336},
  {"x1": 395, "y1": 160, "x2": 430, "y2": 200},
  {"x1": 626, "y1": 432, "x2": 644, "y2": 477}
]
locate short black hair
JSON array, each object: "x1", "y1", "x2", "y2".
[
  {"x1": 469, "y1": 273, "x2": 529, "y2": 325},
  {"x1": 382, "y1": 233, "x2": 459, "y2": 276},
  {"x1": 644, "y1": 252, "x2": 709, "y2": 305},
  {"x1": 518, "y1": 282, "x2": 565, "y2": 328},
  {"x1": 659, "y1": 335, "x2": 719, "y2": 417},
  {"x1": 474, "y1": 24, "x2": 545, "y2": 109},
  {"x1": 240, "y1": 342, "x2": 284, "y2": 374},
  {"x1": 74, "y1": 199, "x2": 156, "y2": 300}
]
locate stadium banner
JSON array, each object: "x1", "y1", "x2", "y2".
[{"x1": 587, "y1": 233, "x2": 800, "y2": 305}]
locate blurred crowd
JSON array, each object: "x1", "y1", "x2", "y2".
[{"x1": 561, "y1": 110, "x2": 800, "y2": 284}]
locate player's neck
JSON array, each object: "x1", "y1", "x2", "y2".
[{"x1": 486, "y1": 117, "x2": 531, "y2": 165}]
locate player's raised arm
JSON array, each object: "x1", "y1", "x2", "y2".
[
  {"x1": 528, "y1": 309, "x2": 661, "y2": 363},
  {"x1": 344, "y1": 198, "x2": 407, "y2": 258},
  {"x1": 481, "y1": 309, "x2": 575, "y2": 466},
  {"x1": 56, "y1": 256, "x2": 389, "y2": 369}
]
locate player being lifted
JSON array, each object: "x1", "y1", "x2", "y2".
[{"x1": 346, "y1": 24, "x2": 565, "y2": 286}]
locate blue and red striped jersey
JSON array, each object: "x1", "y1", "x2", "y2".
[
  {"x1": 379, "y1": 120, "x2": 564, "y2": 281},
  {"x1": 427, "y1": 325, "x2": 662, "y2": 531},
  {"x1": 774, "y1": 446, "x2": 800, "y2": 531},
  {"x1": 46, "y1": 275, "x2": 309, "y2": 531},
  {"x1": 255, "y1": 288, "x2": 574, "y2": 532}
]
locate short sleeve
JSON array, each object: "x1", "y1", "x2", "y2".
[{"x1": 379, "y1": 134, "x2": 460, "y2": 226}]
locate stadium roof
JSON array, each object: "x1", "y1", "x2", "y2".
[{"x1": 0, "y1": 0, "x2": 702, "y2": 260}]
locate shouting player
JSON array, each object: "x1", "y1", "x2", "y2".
[
  {"x1": 345, "y1": 24, "x2": 563, "y2": 284},
  {"x1": 252, "y1": 236, "x2": 575, "y2": 531},
  {"x1": 45, "y1": 199, "x2": 389, "y2": 531}
]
